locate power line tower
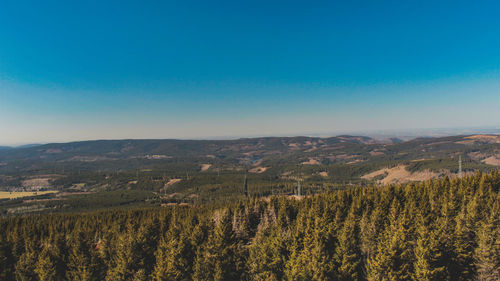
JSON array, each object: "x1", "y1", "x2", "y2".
[
  {"x1": 296, "y1": 164, "x2": 302, "y2": 197},
  {"x1": 243, "y1": 173, "x2": 248, "y2": 197},
  {"x1": 459, "y1": 155, "x2": 462, "y2": 178},
  {"x1": 297, "y1": 179, "x2": 301, "y2": 197}
]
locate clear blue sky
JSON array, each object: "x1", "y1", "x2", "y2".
[{"x1": 1, "y1": 0, "x2": 499, "y2": 145}]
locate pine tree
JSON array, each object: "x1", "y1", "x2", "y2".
[
  {"x1": 474, "y1": 200, "x2": 499, "y2": 281},
  {"x1": 366, "y1": 208, "x2": 414, "y2": 281},
  {"x1": 412, "y1": 217, "x2": 447, "y2": 281},
  {"x1": 232, "y1": 203, "x2": 252, "y2": 241},
  {"x1": 359, "y1": 207, "x2": 379, "y2": 264},
  {"x1": 15, "y1": 241, "x2": 38, "y2": 281},
  {"x1": 334, "y1": 207, "x2": 362, "y2": 280},
  {"x1": 284, "y1": 208, "x2": 334, "y2": 281},
  {"x1": 283, "y1": 207, "x2": 308, "y2": 280},
  {"x1": 34, "y1": 242, "x2": 58, "y2": 281},
  {"x1": 105, "y1": 232, "x2": 135, "y2": 281},
  {"x1": 193, "y1": 209, "x2": 240, "y2": 281},
  {"x1": 0, "y1": 235, "x2": 15, "y2": 281},
  {"x1": 66, "y1": 232, "x2": 103, "y2": 281},
  {"x1": 248, "y1": 225, "x2": 287, "y2": 281},
  {"x1": 452, "y1": 198, "x2": 477, "y2": 279},
  {"x1": 308, "y1": 216, "x2": 335, "y2": 280},
  {"x1": 152, "y1": 230, "x2": 193, "y2": 281}
]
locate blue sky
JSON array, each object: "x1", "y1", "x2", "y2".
[{"x1": 1, "y1": 0, "x2": 500, "y2": 145}]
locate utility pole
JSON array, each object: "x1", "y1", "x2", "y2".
[
  {"x1": 243, "y1": 173, "x2": 248, "y2": 197},
  {"x1": 459, "y1": 155, "x2": 462, "y2": 178},
  {"x1": 296, "y1": 164, "x2": 302, "y2": 197}
]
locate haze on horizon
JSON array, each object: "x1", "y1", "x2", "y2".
[{"x1": 1, "y1": 1, "x2": 500, "y2": 146}]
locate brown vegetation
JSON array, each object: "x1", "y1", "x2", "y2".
[{"x1": 362, "y1": 165, "x2": 440, "y2": 185}]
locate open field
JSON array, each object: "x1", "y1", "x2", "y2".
[{"x1": 0, "y1": 190, "x2": 58, "y2": 199}]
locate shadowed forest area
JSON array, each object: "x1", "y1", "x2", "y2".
[{"x1": 0, "y1": 171, "x2": 498, "y2": 280}]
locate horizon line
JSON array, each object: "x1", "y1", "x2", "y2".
[{"x1": 2, "y1": 126, "x2": 500, "y2": 147}]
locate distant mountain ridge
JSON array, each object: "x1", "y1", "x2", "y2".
[
  {"x1": 1, "y1": 134, "x2": 499, "y2": 162},
  {"x1": 0, "y1": 134, "x2": 499, "y2": 179},
  {"x1": 0, "y1": 135, "x2": 380, "y2": 161},
  {"x1": 16, "y1": 143, "x2": 43, "y2": 149}
]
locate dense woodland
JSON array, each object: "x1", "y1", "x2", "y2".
[{"x1": 0, "y1": 171, "x2": 498, "y2": 280}]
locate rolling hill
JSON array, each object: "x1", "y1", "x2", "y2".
[{"x1": 0, "y1": 134, "x2": 499, "y2": 214}]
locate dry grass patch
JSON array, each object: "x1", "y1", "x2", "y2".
[
  {"x1": 457, "y1": 134, "x2": 500, "y2": 145},
  {"x1": 200, "y1": 164, "x2": 212, "y2": 171},
  {"x1": 347, "y1": 159, "x2": 365, "y2": 164},
  {"x1": 318, "y1": 171, "x2": 328, "y2": 177},
  {"x1": 482, "y1": 156, "x2": 500, "y2": 166},
  {"x1": 301, "y1": 158, "x2": 320, "y2": 165},
  {"x1": 249, "y1": 166, "x2": 269, "y2": 173},
  {"x1": 370, "y1": 151, "x2": 384, "y2": 156},
  {"x1": 22, "y1": 178, "x2": 52, "y2": 188},
  {"x1": 0, "y1": 191, "x2": 58, "y2": 199},
  {"x1": 362, "y1": 165, "x2": 440, "y2": 185},
  {"x1": 165, "y1": 178, "x2": 182, "y2": 187}
]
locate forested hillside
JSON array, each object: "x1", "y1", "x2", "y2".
[
  {"x1": 1, "y1": 172, "x2": 498, "y2": 280},
  {"x1": 1, "y1": 134, "x2": 500, "y2": 214}
]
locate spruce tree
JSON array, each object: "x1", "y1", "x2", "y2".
[
  {"x1": 105, "y1": 232, "x2": 135, "y2": 281},
  {"x1": 152, "y1": 231, "x2": 193, "y2": 280},
  {"x1": 34, "y1": 243, "x2": 58, "y2": 281},
  {"x1": 248, "y1": 211, "x2": 288, "y2": 281},
  {"x1": 0, "y1": 235, "x2": 15, "y2": 281},
  {"x1": 193, "y1": 209, "x2": 239, "y2": 281},
  {"x1": 66, "y1": 232, "x2": 102, "y2": 281},
  {"x1": 334, "y1": 207, "x2": 362, "y2": 280},
  {"x1": 367, "y1": 209, "x2": 414, "y2": 281},
  {"x1": 452, "y1": 201, "x2": 476, "y2": 280},
  {"x1": 412, "y1": 216, "x2": 447, "y2": 281},
  {"x1": 15, "y1": 241, "x2": 38, "y2": 281},
  {"x1": 474, "y1": 200, "x2": 499, "y2": 281}
]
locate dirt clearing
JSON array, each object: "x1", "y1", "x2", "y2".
[
  {"x1": 249, "y1": 167, "x2": 269, "y2": 173},
  {"x1": 161, "y1": 179, "x2": 182, "y2": 192},
  {"x1": 482, "y1": 156, "x2": 500, "y2": 166},
  {"x1": 200, "y1": 164, "x2": 212, "y2": 171},
  {"x1": 301, "y1": 158, "x2": 320, "y2": 165},
  {"x1": 362, "y1": 165, "x2": 440, "y2": 185},
  {"x1": 319, "y1": 171, "x2": 328, "y2": 177}
]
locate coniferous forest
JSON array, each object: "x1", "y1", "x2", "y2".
[{"x1": 0, "y1": 172, "x2": 498, "y2": 281}]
